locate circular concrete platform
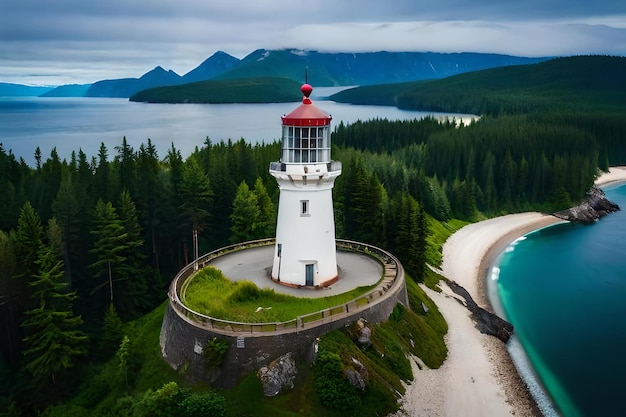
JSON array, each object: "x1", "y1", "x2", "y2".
[{"x1": 207, "y1": 245, "x2": 383, "y2": 298}]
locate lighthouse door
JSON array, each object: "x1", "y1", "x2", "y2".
[{"x1": 305, "y1": 264, "x2": 314, "y2": 286}]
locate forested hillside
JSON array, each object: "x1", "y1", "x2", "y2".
[
  {"x1": 0, "y1": 134, "x2": 438, "y2": 414},
  {"x1": 331, "y1": 55, "x2": 626, "y2": 115},
  {"x1": 129, "y1": 77, "x2": 303, "y2": 103}
]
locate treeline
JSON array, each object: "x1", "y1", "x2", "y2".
[{"x1": 333, "y1": 111, "x2": 626, "y2": 220}]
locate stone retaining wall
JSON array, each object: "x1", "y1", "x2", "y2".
[{"x1": 159, "y1": 240, "x2": 407, "y2": 388}]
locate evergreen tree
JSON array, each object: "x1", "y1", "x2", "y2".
[
  {"x1": 115, "y1": 137, "x2": 136, "y2": 194},
  {"x1": 14, "y1": 201, "x2": 44, "y2": 282},
  {"x1": 99, "y1": 303, "x2": 124, "y2": 358},
  {"x1": 393, "y1": 194, "x2": 428, "y2": 281},
  {"x1": 95, "y1": 142, "x2": 115, "y2": 202},
  {"x1": 89, "y1": 199, "x2": 128, "y2": 306},
  {"x1": 0, "y1": 230, "x2": 20, "y2": 368},
  {"x1": 229, "y1": 181, "x2": 259, "y2": 243},
  {"x1": 450, "y1": 178, "x2": 477, "y2": 220},
  {"x1": 135, "y1": 140, "x2": 164, "y2": 271},
  {"x1": 0, "y1": 145, "x2": 20, "y2": 230},
  {"x1": 178, "y1": 158, "x2": 212, "y2": 264},
  {"x1": 116, "y1": 190, "x2": 153, "y2": 318},
  {"x1": 33, "y1": 148, "x2": 64, "y2": 221},
  {"x1": 252, "y1": 177, "x2": 276, "y2": 239},
  {"x1": 21, "y1": 218, "x2": 88, "y2": 386},
  {"x1": 52, "y1": 173, "x2": 81, "y2": 288},
  {"x1": 353, "y1": 172, "x2": 385, "y2": 245},
  {"x1": 201, "y1": 140, "x2": 238, "y2": 248}
]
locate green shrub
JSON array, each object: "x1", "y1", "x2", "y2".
[
  {"x1": 202, "y1": 337, "x2": 229, "y2": 369},
  {"x1": 179, "y1": 392, "x2": 226, "y2": 417},
  {"x1": 314, "y1": 350, "x2": 361, "y2": 411},
  {"x1": 229, "y1": 280, "x2": 262, "y2": 302}
]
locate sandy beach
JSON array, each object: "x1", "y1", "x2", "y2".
[{"x1": 392, "y1": 167, "x2": 626, "y2": 417}]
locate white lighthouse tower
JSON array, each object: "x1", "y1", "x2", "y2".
[{"x1": 269, "y1": 83, "x2": 342, "y2": 287}]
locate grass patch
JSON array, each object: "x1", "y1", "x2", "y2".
[
  {"x1": 426, "y1": 215, "x2": 468, "y2": 267},
  {"x1": 182, "y1": 267, "x2": 377, "y2": 323}
]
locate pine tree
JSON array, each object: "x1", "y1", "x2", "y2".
[
  {"x1": 99, "y1": 303, "x2": 124, "y2": 358},
  {"x1": 230, "y1": 181, "x2": 259, "y2": 243},
  {"x1": 52, "y1": 173, "x2": 81, "y2": 288},
  {"x1": 94, "y1": 142, "x2": 111, "y2": 202},
  {"x1": 178, "y1": 157, "x2": 212, "y2": 264},
  {"x1": 89, "y1": 199, "x2": 128, "y2": 305},
  {"x1": 14, "y1": 202, "x2": 44, "y2": 282},
  {"x1": 21, "y1": 218, "x2": 88, "y2": 386},
  {"x1": 0, "y1": 229, "x2": 20, "y2": 368},
  {"x1": 115, "y1": 137, "x2": 136, "y2": 193},
  {"x1": 393, "y1": 194, "x2": 428, "y2": 282},
  {"x1": 135, "y1": 140, "x2": 165, "y2": 271},
  {"x1": 115, "y1": 190, "x2": 153, "y2": 317},
  {"x1": 252, "y1": 177, "x2": 275, "y2": 239},
  {"x1": 351, "y1": 169, "x2": 385, "y2": 246}
]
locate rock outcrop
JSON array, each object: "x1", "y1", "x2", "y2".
[
  {"x1": 345, "y1": 357, "x2": 368, "y2": 391},
  {"x1": 446, "y1": 280, "x2": 514, "y2": 343},
  {"x1": 257, "y1": 352, "x2": 297, "y2": 397},
  {"x1": 553, "y1": 186, "x2": 620, "y2": 224}
]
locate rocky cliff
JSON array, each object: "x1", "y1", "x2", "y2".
[{"x1": 553, "y1": 186, "x2": 620, "y2": 224}]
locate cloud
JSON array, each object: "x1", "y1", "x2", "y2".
[
  {"x1": 283, "y1": 20, "x2": 626, "y2": 57},
  {"x1": 1, "y1": 1, "x2": 626, "y2": 85}
]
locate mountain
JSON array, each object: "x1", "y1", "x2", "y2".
[
  {"x1": 126, "y1": 49, "x2": 550, "y2": 101},
  {"x1": 83, "y1": 51, "x2": 242, "y2": 98},
  {"x1": 214, "y1": 49, "x2": 551, "y2": 86},
  {"x1": 1, "y1": 49, "x2": 552, "y2": 98},
  {"x1": 40, "y1": 84, "x2": 92, "y2": 97},
  {"x1": 85, "y1": 66, "x2": 183, "y2": 98},
  {"x1": 181, "y1": 51, "x2": 241, "y2": 83},
  {"x1": 0, "y1": 83, "x2": 53, "y2": 97}
]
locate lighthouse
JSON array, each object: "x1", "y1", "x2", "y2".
[{"x1": 269, "y1": 84, "x2": 342, "y2": 287}]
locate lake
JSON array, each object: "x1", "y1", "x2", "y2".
[{"x1": 0, "y1": 93, "x2": 474, "y2": 166}]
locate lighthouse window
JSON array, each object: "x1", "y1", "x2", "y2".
[
  {"x1": 282, "y1": 126, "x2": 331, "y2": 164},
  {"x1": 301, "y1": 200, "x2": 309, "y2": 216}
]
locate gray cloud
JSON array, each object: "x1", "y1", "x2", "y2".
[{"x1": 1, "y1": 0, "x2": 625, "y2": 85}]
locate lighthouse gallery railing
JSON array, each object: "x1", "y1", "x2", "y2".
[{"x1": 167, "y1": 238, "x2": 403, "y2": 335}]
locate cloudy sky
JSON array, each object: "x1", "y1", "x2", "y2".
[{"x1": 2, "y1": 0, "x2": 625, "y2": 86}]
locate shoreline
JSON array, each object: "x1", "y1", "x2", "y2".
[{"x1": 393, "y1": 167, "x2": 626, "y2": 416}]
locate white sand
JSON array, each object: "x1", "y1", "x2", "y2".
[{"x1": 392, "y1": 167, "x2": 626, "y2": 417}]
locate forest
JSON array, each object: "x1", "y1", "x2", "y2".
[
  {"x1": 2, "y1": 55, "x2": 626, "y2": 414},
  {"x1": 129, "y1": 77, "x2": 303, "y2": 104}
]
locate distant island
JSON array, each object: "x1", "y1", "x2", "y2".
[{"x1": 129, "y1": 77, "x2": 303, "y2": 104}]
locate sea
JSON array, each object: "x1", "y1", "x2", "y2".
[
  {"x1": 0, "y1": 92, "x2": 474, "y2": 166},
  {"x1": 492, "y1": 183, "x2": 626, "y2": 417}
]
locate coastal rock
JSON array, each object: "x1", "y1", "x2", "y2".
[
  {"x1": 257, "y1": 352, "x2": 297, "y2": 397},
  {"x1": 446, "y1": 280, "x2": 514, "y2": 343},
  {"x1": 553, "y1": 186, "x2": 620, "y2": 224},
  {"x1": 345, "y1": 357, "x2": 368, "y2": 391}
]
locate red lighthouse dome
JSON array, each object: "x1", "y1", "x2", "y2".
[{"x1": 281, "y1": 84, "x2": 332, "y2": 127}]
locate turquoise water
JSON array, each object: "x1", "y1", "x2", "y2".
[{"x1": 495, "y1": 184, "x2": 626, "y2": 417}]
